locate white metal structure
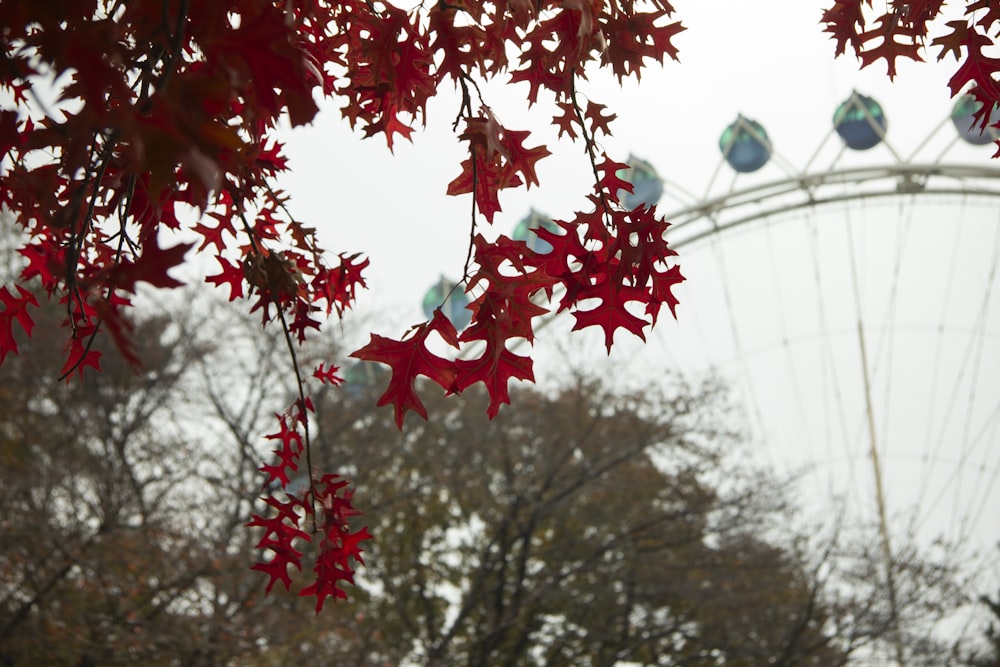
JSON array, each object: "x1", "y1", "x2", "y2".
[{"x1": 526, "y1": 95, "x2": 1000, "y2": 659}]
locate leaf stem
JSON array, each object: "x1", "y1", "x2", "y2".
[
  {"x1": 569, "y1": 77, "x2": 615, "y2": 230},
  {"x1": 237, "y1": 209, "x2": 319, "y2": 532}
]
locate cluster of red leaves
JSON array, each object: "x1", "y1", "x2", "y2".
[
  {"x1": 0, "y1": 0, "x2": 374, "y2": 605},
  {"x1": 822, "y1": 0, "x2": 1000, "y2": 151},
  {"x1": 5, "y1": 0, "x2": 995, "y2": 612},
  {"x1": 352, "y1": 1, "x2": 687, "y2": 427},
  {"x1": 249, "y1": 394, "x2": 372, "y2": 613},
  {"x1": 354, "y1": 147, "x2": 684, "y2": 424},
  {"x1": 0, "y1": 1, "x2": 368, "y2": 370},
  {"x1": 0, "y1": 0, "x2": 684, "y2": 606}
]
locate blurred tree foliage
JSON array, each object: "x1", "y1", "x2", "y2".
[
  {"x1": 0, "y1": 285, "x2": 970, "y2": 665},
  {"x1": 966, "y1": 585, "x2": 1000, "y2": 667}
]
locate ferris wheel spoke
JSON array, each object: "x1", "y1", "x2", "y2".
[
  {"x1": 947, "y1": 218, "x2": 1000, "y2": 547},
  {"x1": 705, "y1": 232, "x2": 773, "y2": 469},
  {"x1": 505, "y1": 94, "x2": 1000, "y2": 663},
  {"x1": 958, "y1": 404, "x2": 1000, "y2": 551},
  {"x1": 805, "y1": 208, "x2": 860, "y2": 505},
  {"x1": 913, "y1": 198, "x2": 969, "y2": 529}
]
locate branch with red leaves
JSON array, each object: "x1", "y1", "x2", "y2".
[
  {"x1": 355, "y1": 0, "x2": 685, "y2": 427},
  {"x1": 4, "y1": 0, "x2": 994, "y2": 613},
  {"x1": 0, "y1": 0, "x2": 685, "y2": 608},
  {"x1": 822, "y1": 0, "x2": 1000, "y2": 152}
]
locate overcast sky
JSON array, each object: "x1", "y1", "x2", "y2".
[
  {"x1": 272, "y1": 0, "x2": 1000, "y2": 589},
  {"x1": 276, "y1": 0, "x2": 979, "y2": 321}
]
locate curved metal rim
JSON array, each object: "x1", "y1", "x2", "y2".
[{"x1": 665, "y1": 162, "x2": 1000, "y2": 249}]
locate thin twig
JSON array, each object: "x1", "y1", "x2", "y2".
[{"x1": 237, "y1": 209, "x2": 319, "y2": 530}]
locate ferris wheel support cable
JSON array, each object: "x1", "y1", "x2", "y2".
[
  {"x1": 762, "y1": 216, "x2": 814, "y2": 468},
  {"x1": 867, "y1": 194, "x2": 916, "y2": 512},
  {"x1": 805, "y1": 206, "x2": 860, "y2": 504},
  {"x1": 949, "y1": 220, "x2": 1000, "y2": 546},
  {"x1": 915, "y1": 196, "x2": 967, "y2": 518},
  {"x1": 961, "y1": 403, "x2": 1000, "y2": 554},
  {"x1": 705, "y1": 227, "x2": 772, "y2": 469},
  {"x1": 844, "y1": 199, "x2": 907, "y2": 667},
  {"x1": 917, "y1": 397, "x2": 1000, "y2": 541},
  {"x1": 916, "y1": 219, "x2": 1000, "y2": 543}
]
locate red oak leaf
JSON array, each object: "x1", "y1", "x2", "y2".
[
  {"x1": 259, "y1": 413, "x2": 305, "y2": 489},
  {"x1": 0, "y1": 285, "x2": 39, "y2": 362},
  {"x1": 502, "y1": 127, "x2": 550, "y2": 189},
  {"x1": 205, "y1": 256, "x2": 245, "y2": 301},
  {"x1": 447, "y1": 154, "x2": 523, "y2": 223},
  {"x1": 61, "y1": 335, "x2": 103, "y2": 381},
  {"x1": 648, "y1": 263, "x2": 685, "y2": 324},
  {"x1": 596, "y1": 154, "x2": 634, "y2": 205},
  {"x1": 455, "y1": 343, "x2": 534, "y2": 419},
  {"x1": 970, "y1": 0, "x2": 1000, "y2": 33},
  {"x1": 945, "y1": 25, "x2": 1000, "y2": 101},
  {"x1": 193, "y1": 212, "x2": 235, "y2": 253},
  {"x1": 932, "y1": 20, "x2": 968, "y2": 62},
  {"x1": 205, "y1": 4, "x2": 320, "y2": 126},
  {"x1": 585, "y1": 101, "x2": 617, "y2": 137},
  {"x1": 101, "y1": 236, "x2": 194, "y2": 294},
  {"x1": 572, "y1": 274, "x2": 652, "y2": 352},
  {"x1": 822, "y1": 0, "x2": 869, "y2": 57},
  {"x1": 312, "y1": 363, "x2": 344, "y2": 386},
  {"x1": 351, "y1": 309, "x2": 459, "y2": 427},
  {"x1": 18, "y1": 242, "x2": 65, "y2": 292},
  {"x1": 247, "y1": 495, "x2": 310, "y2": 593},
  {"x1": 858, "y1": 12, "x2": 923, "y2": 79},
  {"x1": 553, "y1": 101, "x2": 580, "y2": 139},
  {"x1": 299, "y1": 474, "x2": 371, "y2": 612}
]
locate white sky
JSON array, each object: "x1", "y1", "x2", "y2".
[
  {"x1": 278, "y1": 0, "x2": 976, "y2": 319},
  {"x1": 273, "y1": 0, "x2": 1000, "y2": 610}
]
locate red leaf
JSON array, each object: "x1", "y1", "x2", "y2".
[
  {"x1": 585, "y1": 101, "x2": 616, "y2": 137},
  {"x1": 247, "y1": 495, "x2": 310, "y2": 594},
  {"x1": 600, "y1": 11, "x2": 684, "y2": 81},
  {"x1": 447, "y1": 114, "x2": 547, "y2": 223},
  {"x1": 858, "y1": 13, "x2": 923, "y2": 79},
  {"x1": 0, "y1": 284, "x2": 39, "y2": 362},
  {"x1": 61, "y1": 335, "x2": 103, "y2": 381},
  {"x1": 102, "y1": 236, "x2": 193, "y2": 294},
  {"x1": 822, "y1": 0, "x2": 869, "y2": 57},
  {"x1": 455, "y1": 344, "x2": 534, "y2": 419},
  {"x1": 502, "y1": 128, "x2": 550, "y2": 189},
  {"x1": 299, "y1": 474, "x2": 371, "y2": 612},
  {"x1": 596, "y1": 154, "x2": 634, "y2": 205},
  {"x1": 552, "y1": 101, "x2": 580, "y2": 139},
  {"x1": 571, "y1": 269, "x2": 652, "y2": 352},
  {"x1": 945, "y1": 25, "x2": 1000, "y2": 101},
  {"x1": 260, "y1": 413, "x2": 305, "y2": 489},
  {"x1": 18, "y1": 242, "x2": 65, "y2": 292},
  {"x1": 205, "y1": 256, "x2": 245, "y2": 301},
  {"x1": 193, "y1": 213, "x2": 235, "y2": 253},
  {"x1": 351, "y1": 309, "x2": 459, "y2": 427},
  {"x1": 932, "y1": 19, "x2": 968, "y2": 61},
  {"x1": 205, "y1": 4, "x2": 320, "y2": 126},
  {"x1": 648, "y1": 263, "x2": 685, "y2": 324},
  {"x1": 312, "y1": 363, "x2": 344, "y2": 386}
]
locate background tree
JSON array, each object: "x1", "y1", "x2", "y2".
[
  {"x1": 965, "y1": 579, "x2": 1000, "y2": 667},
  {"x1": 0, "y1": 291, "x2": 371, "y2": 666},
  {"x1": 2, "y1": 0, "x2": 997, "y2": 610},
  {"x1": 0, "y1": 277, "x2": 970, "y2": 664},
  {"x1": 307, "y1": 365, "x2": 963, "y2": 666}
]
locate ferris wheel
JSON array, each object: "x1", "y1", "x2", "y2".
[{"x1": 491, "y1": 89, "x2": 1000, "y2": 646}]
